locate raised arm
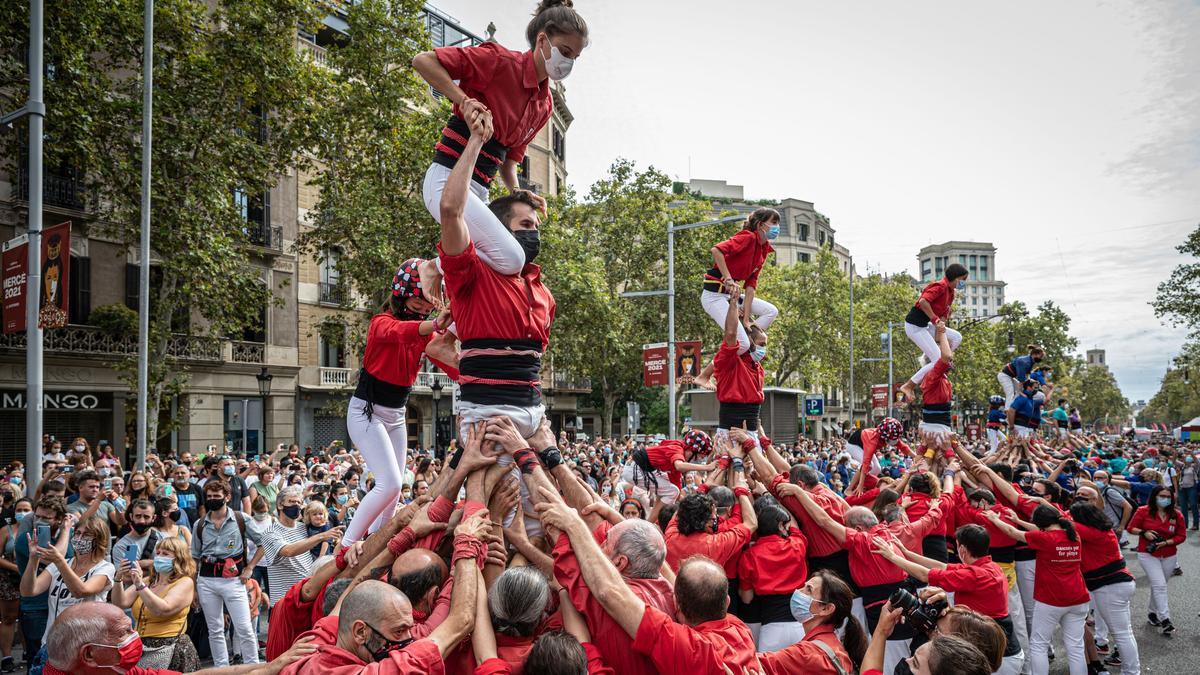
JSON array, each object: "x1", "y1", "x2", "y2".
[
  {"x1": 980, "y1": 509, "x2": 1028, "y2": 543},
  {"x1": 425, "y1": 511, "x2": 489, "y2": 657},
  {"x1": 775, "y1": 482, "x2": 846, "y2": 544},
  {"x1": 722, "y1": 292, "x2": 740, "y2": 348},
  {"x1": 438, "y1": 110, "x2": 493, "y2": 256},
  {"x1": 871, "y1": 538, "x2": 937, "y2": 583}
]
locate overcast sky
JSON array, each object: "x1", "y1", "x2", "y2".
[{"x1": 432, "y1": 0, "x2": 1200, "y2": 403}]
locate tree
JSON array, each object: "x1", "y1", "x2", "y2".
[
  {"x1": 1066, "y1": 362, "x2": 1129, "y2": 427},
  {"x1": 756, "y1": 248, "x2": 848, "y2": 389},
  {"x1": 0, "y1": 0, "x2": 329, "y2": 447},
  {"x1": 542, "y1": 159, "x2": 714, "y2": 437},
  {"x1": 297, "y1": 0, "x2": 446, "y2": 329},
  {"x1": 1153, "y1": 223, "x2": 1200, "y2": 331}
]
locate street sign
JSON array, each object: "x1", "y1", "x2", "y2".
[
  {"x1": 642, "y1": 345, "x2": 668, "y2": 386},
  {"x1": 804, "y1": 395, "x2": 824, "y2": 417}
]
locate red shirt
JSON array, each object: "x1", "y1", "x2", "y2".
[
  {"x1": 266, "y1": 579, "x2": 318, "y2": 659},
  {"x1": 1024, "y1": 529, "x2": 1089, "y2": 607},
  {"x1": 1128, "y1": 506, "x2": 1186, "y2": 557},
  {"x1": 665, "y1": 509, "x2": 753, "y2": 572},
  {"x1": 445, "y1": 631, "x2": 536, "y2": 675},
  {"x1": 553, "y1": 533, "x2": 676, "y2": 675},
  {"x1": 771, "y1": 475, "x2": 846, "y2": 558},
  {"x1": 954, "y1": 491, "x2": 1019, "y2": 550},
  {"x1": 475, "y1": 643, "x2": 614, "y2": 675},
  {"x1": 632, "y1": 605, "x2": 760, "y2": 675},
  {"x1": 906, "y1": 491, "x2": 953, "y2": 537},
  {"x1": 280, "y1": 640, "x2": 445, "y2": 675},
  {"x1": 1075, "y1": 522, "x2": 1125, "y2": 574},
  {"x1": 885, "y1": 500, "x2": 945, "y2": 551},
  {"x1": 433, "y1": 42, "x2": 551, "y2": 163},
  {"x1": 361, "y1": 314, "x2": 431, "y2": 387},
  {"x1": 758, "y1": 624, "x2": 855, "y2": 675},
  {"x1": 920, "y1": 358, "x2": 952, "y2": 405},
  {"x1": 844, "y1": 525, "x2": 907, "y2": 588},
  {"x1": 737, "y1": 528, "x2": 808, "y2": 595},
  {"x1": 915, "y1": 279, "x2": 955, "y2": 320},
  {"x1": 646, "y1": 440, "x2": 686, "y2": 489},
  {"x1": 853, "y1": 428, "x2": 913, "y2": 476},
  {"x1": 440, "y1": 242, "x2": 555, "y2": 348},
  {"x1": 714, "y1": 341, "x2": 764, "y2": 405},
  {"x1": 927, "y1": 556, "x2": 1009, "y2": 618},
  {"x1": 712, "y1": 230, "x2": 774, "y2": 289}
]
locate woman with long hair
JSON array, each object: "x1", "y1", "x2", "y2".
[
  {"x1": 0, "y1": 498, "x2": 30, "y2": 672},
  {"x1": 125, "y1": 471, "x2": 158, "y2": 504},
  {"x1": 1127, "y1": 484, "x2": 1186, "y2": 635},
  {"x1": 982, "y1": 504, "x2": 1089, "y2": 675},
  {"x1": 758, "y1": 570, "x2": 867, "y2": 673},
  {"x1": 1070, "y1": 494, "x2": 1139, "y2": 673},
  {"x1": 111, "y1": 537, "x2": 198, "y2": 670},
  {"x1": 342, "y1": 263, "x2": 452, "y2": 547},
  {"x1": 150, "y1": 496, "x2": 191, "y2": 547},
  {"x1": 701, "y1": 208, "x2": 781, "y2": 353}
]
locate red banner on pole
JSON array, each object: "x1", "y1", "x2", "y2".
[
  {"x1": 1, "y1": 236, "x2": 28, "y2": 334},
  {"x1": 870, "y1": 384, "x2": 890, "y2": 410},
  {"x1": 643, "y1": 344, "x2": 668, "y2": 386},
  {"x1": 38, "y1": 222, "x2": 70, "y2": 329},
  {"x1": 675, "y1": 341, "x2": 702, "y2": 381}
]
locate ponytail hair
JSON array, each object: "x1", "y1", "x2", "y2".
[
  {"x1": 742, "y1": 207, "x2": 780, "y2": 232},
  {"x1": 813, "y1": 571, "x2": 867, "y2": 671},
  {"x1": 526, "y1": 0, "x2": 589, "y2": 48},
  {"x1": 1031, "y1": 504, "x2": 1076, "y2": 541}
]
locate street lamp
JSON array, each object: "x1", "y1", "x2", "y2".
[
  {"x1": 430, "y1": 377, "x2": 443, "y2": 457},
  {"x1": 256, "y1": 367, "x2": 272, "y2": 456},
  {"x1": 544, "y1": 389, "x2": 556, "y2": 436},
  {"x1": 255, "y1": 367, "x2": 273, "y2": 397},
  {"x1": 621, "y1": 213, "x2": 746, "y2": 439}
]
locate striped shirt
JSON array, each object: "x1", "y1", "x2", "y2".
[{"x1": 260, "y1": 520, "x2": 313, "y2": 607}]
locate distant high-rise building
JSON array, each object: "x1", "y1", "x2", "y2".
[
  {"x1": 916, "y1": 241, "x2": 1007, "y2": 319},
  {"x1": 1087, "y1": 349, "x2": 1107, "y2": 369}
]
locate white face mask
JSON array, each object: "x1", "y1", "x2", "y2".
[{"x1": 541, "y1": 37, "x2": 574, "y2": 81}]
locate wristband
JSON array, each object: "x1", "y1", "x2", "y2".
[
  {"x1": 733, "y1": 486, "x2": 751, "y2": 499},
  {"x1": 741, "y1": 438, "x2": 757, "y2": 453},
  {"x1": 759, "y1": 434, "x2": 772, "y2": 449},
  {"x1": 731, "y1": 457, "x2": 745, "y2": 473},
  {"x1": 697, "y1": 484, "x2": 709, "y2": 494},
  {"x1": 387, "y1": 527, "x2": 417, "y2": 558},
  {"x1": 448, "y1": 446, "x2": 465, "y2": 470},
  {"x1": 512, "y1": 448, "x2": 540, "y2": 474},
  {"x1": 538, "y1": 447, "x2": 563, "y2": 471},
  {"x1": 453, "y1": 534, "x2": 487, "y2": 569},
  {"x1": 334, "y1": 544, "x2": 349, "y2": 571},
  {"x1": 717, "y1": 454, "x2": 731, "y2": 470},
  {"x1": 135, "y1": 582, "x2": 148, "y2": 592}
]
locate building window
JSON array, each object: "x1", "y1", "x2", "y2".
[
  {"x1": 124, "y1": 264, "x2": 188, "y2": 332},
  {"x1": 798, "y1": 222, "x2": 809, "y2": 241},
  {"x1": 969, "y1": 254, "x2": 978, "y2": 280},
  {"x1": 828, "y1": 234, "x2": 835, "y2": 249},
  {"x1": 319, "y1": 336, "x2": 345, "y2": 368},
  {"x1": 319, "y1": 248, "x2": 343, "y2": 304},
  {"x1": 979, "y1": 255, "x2": 989, "y2": 281},
  {"x1": 234, "y1": 188, "x2": 270, "y2": 243},
  {"x1": 935, "y1": 257, "x2": 944, "y2": 278},
  {"x1": 959, "y1": 255, "x2": 967, "y2": 266},
  {"x1": 520, "y1": 156, "x2": 531, "y2": 179},
  {"x1": 972, "y1": 297, "x2": 977, "y2": 305},
  {"x1": 920, "y1": 259, "x2": 931, "y2": 281},
  {"x1": 552, "y1": 126, "x2": 565, "y2": 162},
  {"x1": 69, "y1": 256, "x2": 91, "y2": 325},
  {"x1": 799, "y1": 252, "x2": 811, "y2": 263},
  {"x1": 818, "y1": 230, "x2": 826, "y2": 246}
]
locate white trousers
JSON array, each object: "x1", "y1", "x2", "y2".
[
  {"x1": 998, "y1": 372, "x2": 1020, "y2": 406},
  {"x1": 197, "y1": 576, "x2": 259, "y2": 667},
  {"x1": 620, "y1": 461, "x2": 681, "y2": 506},
  {"x1": 1016, "y1": 559, "x2": 1036, "y2": 641},
  {"x1": 997, "y1": 651, "x2": 1026, "y2": 675},
  {"x1": 423, "y1": 163, "x2": 525, "y2": 275},
  {"x1": 700, "y1": 289, "x2": 779, "y2": 354},
  {"x1": 987, "y1": 427, "x2": 1006, "y2": 454},
  {"x1": 846, "y1": 443, "x2": 882, "y2": 475},
  {"x1": 343, "y1": 396, "x2": 408, "y2": 545},
  {"x1": 1029, "y1": 601, "x2": 1088, "y2": 675},
  {"x1": 904, "y1": 321, "x2": 961, "y2": 383},
  {"x1": 757, "y1": 620, "x2": 805, "y2": 652},
  {"x1": 1137, "y1": 552, "x2": 1175, "y2": 621},
  {"x1": 883, "y1": 638, "x2": 912, "y2": 675},
  {"x1": 1092, "y1": 581, "x2": 1139, "y2": 675},
  {"x1": 1005, "y1": 572, "x2": 1031, "y2": 675},
  {"x1": 459, "y1": 400, "x2": 546, "y2": 534}
]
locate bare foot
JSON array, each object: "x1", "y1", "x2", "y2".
[
  {"x1": 694, "y1": 374, "x2": 717, "y2": 391},
  {"x1": 425, "y1": 329, "x2": 459, "y2": 370},
  {"x1": 896, "y1": 381, "x2": 915, "y2": 403},
  {"x1": 418, "y1": 259, "x2": 445, "y2": 309}
]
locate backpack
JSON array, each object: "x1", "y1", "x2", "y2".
[
  {"x1": 196, "y1": 509, "x2": 247, "y2": 559},
  {"x1": 1101, "y1": 485, "x2": 1137, "y2": 519}
]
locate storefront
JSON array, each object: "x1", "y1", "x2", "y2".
[{"x1": 0, "y1": 388, "x2": 124, "y2": 465}]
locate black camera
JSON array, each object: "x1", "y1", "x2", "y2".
[
  {"x1": 889, "y1": 588, "x2": 947, "y2": 634},
  {"x1": 1146, "y1": 541, "x2": 1160, "y2": 554}
]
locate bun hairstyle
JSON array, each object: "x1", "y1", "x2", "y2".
[
  {"x1": 742, "y1": 207, "x2": 780, "y2": 232},
  {"x1": 1031, "y1": 504, "x2": 1077, "y2": 541},
  {"x1": 527, "y1": 0, "x2": 589, "y2": 49}
]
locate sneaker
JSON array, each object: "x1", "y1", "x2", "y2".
[
  {"x1": 1148, "y1": 612, "x2": 1162, "y2": 626},
  {"x1": 1172, "y1": 567, "x2": 1183, "y2": 577},
  {"x1": 1094, "y1": 642, "x2": 1110, "y2": 655},
  {"x1": 1162, "y1": 619, "x2": 1176, "y2": 635},
  {"x1": 1, "y1": 656, "x2": 14, "y2": 673},
  {"x1": 1104, "y1": 650, "x2": 1122, "y2": 667}
]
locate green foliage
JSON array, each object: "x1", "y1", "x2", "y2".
[
  {"x1": 1153, "y1": 223, "x2": 1200, "y2": 330},
  {"x1": 89, "y1": 303, "x2": 138, "y2": 337},
  {"x1": 757, "y1": 248, "x2": 850, "y2": 388},
  {"x1": 1143, "y1": 338, "x2": 1200, "y2": 425}
]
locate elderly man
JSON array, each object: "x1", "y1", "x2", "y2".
[
  {"x1": 537, "y1": 486, "x2": 759, "y2": 675},
  {"x1": 40, "y1": 601, "x2": 311, "y2": 675}
]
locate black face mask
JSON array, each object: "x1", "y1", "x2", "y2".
[
  {"x1": 204, "y1": 498, "x2": 226, "y2": 512},
  {"x1": 130, "y1": 521, "x2": 152, "y2": 535},
  {"x1": 365, "y1": 622, "x2": 413, "y2": 662},
  {"x1": 168, "y1": 510, "x2": 182, "y2": 522},
  {"x1": 511, "y1": 229, "x2": 540, "y2": 265},
  {"x1": 894, "y1": 657, "x2": 914, "y2": 675}
]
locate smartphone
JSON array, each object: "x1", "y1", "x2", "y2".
[
  {"x1": 36, "y1": 525, "x2": 50, "y2": 548},
  {"x1": 103, "y1": 479, "x2": 112, "y2": 490},
  {"x1": 124, "y1": 544, "x2": 140, "y2": 564},
  {"x1": 62, "y1": 466, "x2": 74, "y2": 474}
]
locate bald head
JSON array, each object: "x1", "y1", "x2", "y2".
[
  {"x1": 390, "y1": 548, "x2": 447, "y2": 612},
  {"x1": 606, "y1": 518, "x2": 666, "y2": 579},
  {"x1": 675, "y1": 556, "x2": 729, "y2": 625},
  {"x1": 845, "y1": 506, "x2": 879, "y2": 530},
  {"x1": 46, "y1": 602, "x2": 132, "y2": 669},
  {"x1": 338, "y1": 580, "x2": 411, "y2": 645}
]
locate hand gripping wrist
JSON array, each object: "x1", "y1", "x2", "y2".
[{"x1": 537, "y1": 446, "x2": 563, "y2": 471}]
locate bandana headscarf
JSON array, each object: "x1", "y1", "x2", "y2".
[{"x1": 391, "y1": 259, "x2": 427, "y2": 320}]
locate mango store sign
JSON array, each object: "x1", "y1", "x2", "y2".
[{"x1": 1, "y1": 391, "x2": 104, "y2": 410}]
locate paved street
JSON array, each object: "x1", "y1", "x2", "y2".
[{"x1": 1048, "y1": 531, "x2": 1200, "y2": 674}]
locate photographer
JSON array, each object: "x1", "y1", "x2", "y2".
[
  {"x1": 860, "y1": 602, "x2": 991, "y2": 675},
  {"x1": 1127, "y1": 484, "x2": 1185, "y2": 635}
]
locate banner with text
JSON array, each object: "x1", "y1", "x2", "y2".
[
  {"x1": 1, "y1": 235, "x2": 28, "y2": 334},
  {"x1": 643, "y1": 343, "x2": 668, "y2": 386}
]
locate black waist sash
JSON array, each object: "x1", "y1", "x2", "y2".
[{"x1": 459, "y1": 338, "x2": 543, "y2": 407}]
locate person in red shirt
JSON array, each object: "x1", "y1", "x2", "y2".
[
  {"x1": 621, "y1": 430, "x2": 714, "y2": 506},
  {"x1": 472, "y1": 585, "x2": 614, "y2": 675},
  {"x1": 758, "y1": 571, "x2": 867, "y2": 675},
  {"x1": 736, "y1": 503, "x2": 808, "y2": 651},
  {"x1": 982, "y1": 504, "x2": 1089, "y2": 675},
  {"x1": 845, "y1": 417, "x2": 911, "y2": 478},
  {"x1": 1070, "y1": 496, "x2": 1140, "y2": 673},
  {"x1": 343, "y1": 263, "x2": 452, "y2": 546},
  {"x1": 1127, "y1": 484, "x2": 1186, "y2": 635},
  {"x1": 916, "y1": 320, "x2": 954, "y2": 440},
  {"x1": 897, "y1": 263, "x2": 966, "y2": 403},
  {"x1": 413, "y1": 1, "x2": 588, "y2": 284},
  {"x1": 713, "y1": 293, "x2": 766, "y2": 445},
  {"x1": 663, "y1": 471, "x2": 758, "y2": 572},
  {"x1": 535, "y1": 492, "x2": 760, "y2": 675},
  {"x1": 694, "y1": 209, "x2": 779, "y2": 390}
]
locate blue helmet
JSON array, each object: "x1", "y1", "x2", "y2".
[{"x1": 989, "y1": 395, "x2": 1004, "y2": 406}]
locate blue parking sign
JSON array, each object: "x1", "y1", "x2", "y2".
[{"x1": 804, "y1": 395, "x2": 824, "y2": 417}]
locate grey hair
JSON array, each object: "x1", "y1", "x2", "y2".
[
  {"x1": 609, "y1": 519, "x2": 666, "y2": 579},
  {"x1": 489, "y1": 565, "x2": 550, "y2": 636},
  {"x1": 790, "y1": 464, "x2": 820, "y2": 488},
  {"x1": 279, "y1": 485, "x2": 304, "y2": 503},
  {"x1": 845, "y1": 506, "x2": 879, "y2": 530},
  {"x1": 45, "y1": 608, "x2": 114, "y2": 668},
  {"x1": 708, "y1": 486, "x2": 735, "y2": 512}
]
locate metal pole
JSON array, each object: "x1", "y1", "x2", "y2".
[
  {"x1": 887, "y1": 321, "x2": 894, "y2": 419},
  {"x1": 431, "y1": 398, "x2": 438, "y2": 456},
  {"x1": 848, "y1": 258, "x2": 854, "y2": 429},
  {"x1": 24, "y1": 0, "x2": 45, "y2": 496},
  {"x1": 135, "y1": 0, "x2": 153, "y2": 471},
  {"x1": 241, "y1": 399, "x2": 248, "y2": 456},
  {"x1": 667, "y1": 222, "x2": 676, "y2": 439}
]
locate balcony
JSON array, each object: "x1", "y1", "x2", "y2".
[
  {"x1": 295, "y1": 36, "x2": 332, "y2": 69},
  {"x1": 413, "y1": 371, "x2": 454, "y2": 392},
  {"x1": 319, "y1": 367, "x2": 352, "y2": 387},
  {"x1": 230, "y1": 340, "x2": 265, "y2": 363},
  {"x1": 15, "y1": 166, "x2": 92, "y2": 212},
  {"x1": 0, "y1": 324, "x2": 220, "y2": 362},
  {"x1": 319, "y1": 281, "x2": 346, "y2": 305},
  {"x1": 547, "y1": 372, "x2": 591, "y2": 393},
  {"x1": 247, "y1": 223, "x2": 283, "y2": 251}
]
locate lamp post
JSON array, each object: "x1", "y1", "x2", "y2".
[
  {"x1": 544, "y1": 389, "x2": 556, "y2": 436},
  {"x1": 621, "y1": 213, "x2": 745, "y2": 439},
  {"x1": 430, "y1": 377, "x2": 443, "y2": 457},
  {"x1": 256, "y1": 367, "x2": 272, "y2": 456}
]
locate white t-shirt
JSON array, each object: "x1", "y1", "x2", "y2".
[{"x1": 44, "y1": 557, "x2": 116, "y2": 641}]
